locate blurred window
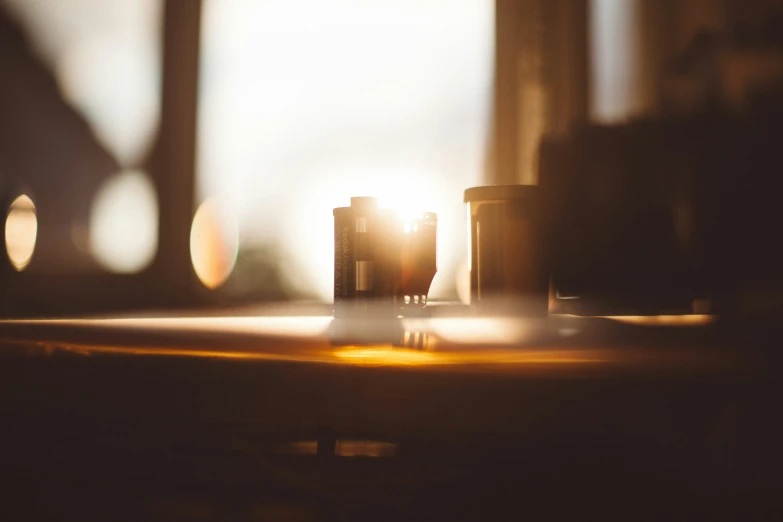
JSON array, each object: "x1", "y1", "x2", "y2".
[
  {"x1": 198, "y1": 0, "x2": 494, "y2": 300},
  {"x1": 2, "y1": 0, "x2": 163, "y2": 274},
  {"x1": 590, "y1": 0, "x2": 641, "y2": 122},
  {"x1": 2, "y1": 0, "x2": 162, "y2": 167}
]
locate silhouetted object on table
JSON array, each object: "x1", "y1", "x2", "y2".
[
  {"x1": 541, "y1": 25, "x2": 783, "y2": 317},
  {"x1": 464, "y1": 185, "x2": 547, "y2": 317},
  {"x1": 332, "y1": 197, "x2": 436, "y2": 318}
]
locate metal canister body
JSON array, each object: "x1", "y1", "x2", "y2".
[
  {"x1": 334, "y1": 197, "x2": 394, "y2": 316},
  {"x1": 465, "y1": 185, "x2": 547, "y2": 316},
  {"x1": 400, "y1": 212, "x2": 436, "y2": 308},
  {"x1": 333, "y1": 197, "x2": 436, "y2": 318}
]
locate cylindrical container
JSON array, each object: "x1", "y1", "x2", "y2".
[
  {"x1": 333, "y1": 196, "x2": 437, "y2": 319},
  {"x1": 464, "y1": 185, "x2": 548, "y2": 316},
  {"x1": 400, "y1": 211, "x2": 437, "y2": 309},
  {"x1": 334, "y1": 197, "x2": 394, "y2": 316}
]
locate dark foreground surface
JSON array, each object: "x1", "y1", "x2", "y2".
[{"x1": 0, "y1": 314, "x2": 781, "y2": 521}]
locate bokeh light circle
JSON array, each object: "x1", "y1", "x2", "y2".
[
  {"x1": 89, "y1": 170, "x2": 158, "y2": 273},
  {"x1": 5, "y1": 194, "x2": 38, "y2": 271},
  {"x1": 190, "y1": 199, "x2": 239, "y2": 289}
]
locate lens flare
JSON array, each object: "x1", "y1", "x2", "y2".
[{"x1": 282, "y1": 167, "x2": 460, "y2": 301}]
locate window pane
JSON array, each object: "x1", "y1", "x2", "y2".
[{"x1": 198, "y1": 0, "x2": 494, "y2": 300}]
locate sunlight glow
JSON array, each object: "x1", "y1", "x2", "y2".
[
  {"x1": 334, "y1": 346, "x2": 438, "y2": 365},
  {"x1": 282, "y1": 168, "x2": 453, "y2": 300},
  {"x1": 199, "y1": 0, "x2": 494, "y2": 301},
  {"x1": 428, "y1": 317, "x2": 534, "y2": 344}
]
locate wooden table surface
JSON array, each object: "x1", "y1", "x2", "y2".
[{"x1": 0, "y1": 312, "x2": 780, "y2": 521}]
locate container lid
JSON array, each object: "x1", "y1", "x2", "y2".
[
  {"x1": 334, "y1": 196, "x2": 379, "y2": 215},
  {"x1": 463, "y1": 185, "x2": 537, "y2": 203},
  {"x1": 350, "y1": 196, "x2": 379, "y2": 210}
]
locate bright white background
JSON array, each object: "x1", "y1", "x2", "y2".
[{"x1": 197, "y1": 0, "x2": 495, "y2": 300}]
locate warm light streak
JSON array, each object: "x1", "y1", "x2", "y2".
[
  {"x1": 333, "y1": 345, "x2": 600, "y2": 367},
  {"x1": 15, "y1": 316, "x2": 333, "y2": 338},
  {"x1": 49, "y1": 344, "x2": 316, "y2": 362},
  {"x1": 428, "y1": 317, "x2": 534, "y2": 344},
  {"x1": 5, "y1": 331, "x2": 603, "y2": 368},
  {"x1": 334, "y1": 347, "x2": 438, "y2": 365},
  {"x1": 601, "y1": 315, "x2": 715, "y2": 326},
  {"x1": 1, "y1": 314, "x2": 716, "y2": 370}
]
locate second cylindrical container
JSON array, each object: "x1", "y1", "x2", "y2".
[{"x1": 464, "y1": 185, "x2": 547, "y2": 316}]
